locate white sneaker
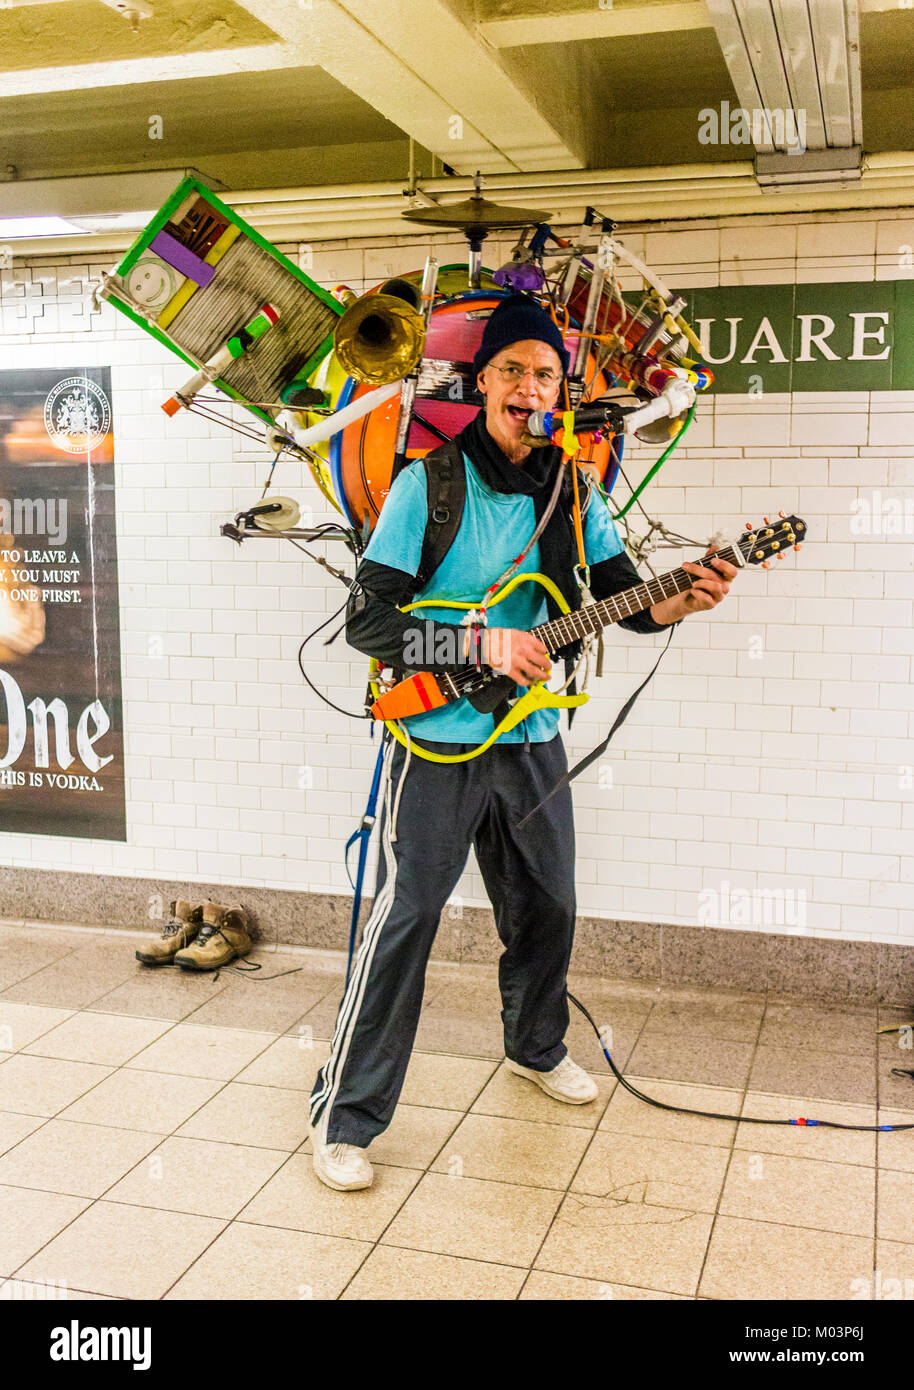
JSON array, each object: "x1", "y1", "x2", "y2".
[
  {"x1": 506, "y1": 1054, "x2": 599, "y2": 1105},
  {"x1": 309, "y1": 1121, "x2": 374, "y2": 1191}
]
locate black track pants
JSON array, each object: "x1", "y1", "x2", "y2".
[{"x1": 310, "y1": 732, "x2": 577, "y2": 1148}]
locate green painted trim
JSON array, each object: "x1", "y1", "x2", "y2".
[
  {"x1": 115, "y1": 175, "x2": 345, "y2": 320},
  {"x1": 107, "y1": 293, "x2": 274, "y2": 427},
  {"x1": 116, "y1": 177, "x2": 198, "y2": 277},
  {"x1": 105, "y1": 293, "x2": 199, "y2": 369},
  {"x1": 296, "y1": 331, "x2": 335, "y2": 384},
  {"x1": 107, "y1": 176, "x2": 348, "y2": 432}
]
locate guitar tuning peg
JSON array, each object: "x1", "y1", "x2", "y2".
[
  {"x1": 745, "y1": 522, "x2": 753, "y2": 531},
  {"x1": 776, "y1": 551, "x2": 783, "y2": 559},
  {"x1": 763, "y1": 516, "x2": 770, "y2": 525},
  {"x1": 761, "y1": 560, "x2": 770, "y2": 569},
  {"x1": 778, "y1": 510, "x2": 785, "y2": 518},
  {"x1": 795, "y1": 543, "x2": 802, "y2": 552}
]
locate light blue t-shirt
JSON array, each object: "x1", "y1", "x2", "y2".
[{"x1": 364, "y1": 453, "x2": 626, "y2": 743}]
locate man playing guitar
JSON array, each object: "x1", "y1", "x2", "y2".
[{"x1": 309, "y1": 295, "x2": 738, "y2": 1191}]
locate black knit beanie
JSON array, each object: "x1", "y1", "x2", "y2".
[{"x1": 472, "y1": 293, "x2": 569, "y2": 379}]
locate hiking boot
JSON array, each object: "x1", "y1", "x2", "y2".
[
  {"x1": 135, "y1": 900, "x2": 203, "y2": 966},
  {"x1": 505, "y1": 1054, "x2": 599, "y2": 1104},
  {"x1": 173, "y1": 900, "x2": 252, "y2": 971},
  {"x1": 309, "y1": 1118, "x2": 373, "y2": 1192}
]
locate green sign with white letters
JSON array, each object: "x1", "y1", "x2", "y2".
[{"x1": 677, "y1": 280, "x2": 914, "y2": 393}]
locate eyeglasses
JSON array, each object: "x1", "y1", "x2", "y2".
[{"x1": 486, "y1": 364, "x2": 562, "y2": 387}]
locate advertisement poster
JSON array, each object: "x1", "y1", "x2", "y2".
[{"x1": 0, "y1": 366, "x2": 125, "y2": 840}]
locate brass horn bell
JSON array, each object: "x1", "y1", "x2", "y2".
[{"x1": 333, "y1": 281, "x2": 426, "y2": 386}]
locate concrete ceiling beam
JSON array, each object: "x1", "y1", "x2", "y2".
[{"x1": 0, "y1": 44, "x2": 298, "y2": 100}]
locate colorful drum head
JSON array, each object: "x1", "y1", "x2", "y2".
[{"x1": 329, "y1": 287, "x2": 616, "y2": 534}]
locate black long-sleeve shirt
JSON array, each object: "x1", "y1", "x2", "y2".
[{"x1": 347, "y1": 548, "x2": 672, "y2": 673}]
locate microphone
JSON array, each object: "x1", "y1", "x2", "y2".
[
  {"x1": 526, "y1": 379, "x2": 697, "y2": 443},
  {"x1": 525, "y1": 398, "x2": 633, "y2": 439}
]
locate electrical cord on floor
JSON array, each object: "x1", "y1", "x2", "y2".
[{"x1": 567, "y1": 990, "x2": 914, "y2": 1133}]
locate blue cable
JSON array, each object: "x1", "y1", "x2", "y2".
[{"x1": 344, "y1": 740, "x2": 386, "y2": 984}]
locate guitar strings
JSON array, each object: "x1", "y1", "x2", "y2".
[{"x1": 443, "y1": 537, "x2": 747, "y2": 700}]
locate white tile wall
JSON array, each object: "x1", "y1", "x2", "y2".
[{"x1": 1, "y1": 211, "x2": 913, "y2": 947}]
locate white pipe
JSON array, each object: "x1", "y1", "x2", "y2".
[
  {"x1": 622, "y1": 381, "x2": 695, "y2": 436},
  {"x1": 607, "y1": 239, "x2": 676, "y2": 306},
  {"x1": 277, "y1": 380, "x2": 400, "y2": 447}
]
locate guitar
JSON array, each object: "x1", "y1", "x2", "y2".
[{"x1": 370, "y1": 514, "x2": 806, "y2": 732}]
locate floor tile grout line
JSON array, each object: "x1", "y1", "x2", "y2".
[
  {"x1": 2, "y1": 939, "x2": 906, "y2": 1299},
  {"x1": 0, "y1": 1005, "x2": 291, "y2": 1142},
  {"x1": 335, "y1": 1056, "x2": 504, "y2": 1299},
  {"x1": 6, "y1": 1016, "x2": 338, "y2": 1299},
  {"x1": 2, "y1": 1106, "x2": 893, "y2": 1175},
  {"x1": 694, "y1": 989, "x2": 767, "y2": 1298},
  {"x1": 2, "y1": 1005, "x2": 314, "y2": 1292},
  {"x1": 1, "y1": 945, "x2": 178, "y2": 1013},
  {"x1": 3, "y1": 977, "x2": 492, "y2": 1297},
  {"x1": 515, "y1": 994, "x2": 657, "y2": 1300},
  {"x1": 3, "y1": 1051, "x2": 259, "y2": 1289},
  {"x1": 151, "y1": 1002, "x2": 487, "y2": 1304},
  {"x1": 0, "y1": 1061, "x2": 893, "y2": 1162},
  {"x1": 0, "y1": 940, "x2": 88, "y2": 993},
  {"x1": 0, "y1": 1278, "x2": 126, "y2": 1301},
  {"x1": 157, "y1": 1218, "x2": 378, "y2": 1303},
  {"x1": 363, "y1": 1235, "x2": 533, "y2": 1272},
  {"x1": 154, "y1": 1144, "x2": 326, "y2": 1302},
  {"x1": 4, "y1": 1086, "x2": 249, "y2": 1297}
]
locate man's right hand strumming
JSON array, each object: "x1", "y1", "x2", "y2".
[{"x1": 480, "y1": 628, "x2": 553, "y2": 687}]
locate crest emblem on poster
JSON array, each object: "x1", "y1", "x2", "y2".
[{"x1": 43, "y1": 376, "x2": 111, "y2": 454}]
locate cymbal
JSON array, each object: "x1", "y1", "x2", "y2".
[{"x1": 401, "y1": 194, "x2": 552, "y2": 233}]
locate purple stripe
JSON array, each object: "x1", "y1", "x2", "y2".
[{"x1": 150, "y1": 230, "x2": 215, "y2": 287}]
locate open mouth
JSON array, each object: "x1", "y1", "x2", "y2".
[{"x1": 506, "y1": 405, "x2": 533, "y2": 422}]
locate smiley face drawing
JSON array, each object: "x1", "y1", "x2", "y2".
[{"x1": 126, "y1": 255, "x2": 182, "y2": 311}]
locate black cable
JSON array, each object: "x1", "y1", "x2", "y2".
[
  {"x1": 297, "y1": 595, "x2": 372, "y2": 721},
  {"x1": 567, "y1": 989, "x2": 914, "y2": 1133},
  {"x1": 284, "y1": 525, "x2": 359, "y2": 548}
]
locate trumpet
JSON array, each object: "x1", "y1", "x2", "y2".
[{"x1": 333, "y1": 278, "x2": 426, "y2": 386}]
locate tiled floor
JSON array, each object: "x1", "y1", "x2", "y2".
[{"x1": 0, "y1": 920, "x2": 912, "y2": 1301}]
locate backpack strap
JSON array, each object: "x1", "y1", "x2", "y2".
[{"x1": 413, "y1": 439, "x2": 466, "y2": 595}]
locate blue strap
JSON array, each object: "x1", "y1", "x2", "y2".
[
  {"x1": 605, "y1": 432, "x2": 623, "y2": 496},
  {"x1": 344, "y1": 740, "x2": 387, "y2": 984}
]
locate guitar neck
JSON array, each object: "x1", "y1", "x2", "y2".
[{"x1": 531, "y1": 542, "x2": 742, "y2": 651}]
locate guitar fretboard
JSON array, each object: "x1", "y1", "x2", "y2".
[
  {"x1": 440, "y1": 540, "x2": 746, "y2": 700},
  {"x1": 530, "y1": 542, "x2": 742, "y2": 652}
]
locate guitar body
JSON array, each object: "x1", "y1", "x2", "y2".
[
  {"x1": 465, "y1": 673, "x2": 518, "y2": 714},
  {"x1": 369, "y1": 572, "x2": 555, "y2": 723},
  {"x1": 369, "y1": 664, "x2": 517, "y2": 721}
]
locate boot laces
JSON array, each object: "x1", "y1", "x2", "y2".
[{"x1": 162, "y1": 918, "x2": 188, "y2": 939}]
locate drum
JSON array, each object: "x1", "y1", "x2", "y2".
[
  {"x1": 563, "y1": 265, "x2": 690, "y2": 368},
  {"x1": 325, "y1": 284, "x2": 617, "y2": 534}
]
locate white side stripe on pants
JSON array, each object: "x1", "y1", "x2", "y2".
[{"x1": 310, "y1": 736, "x2": 401, "y2": 1129}]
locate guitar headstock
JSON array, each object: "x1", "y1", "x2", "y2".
[{"x1": 736, "y1": 513, "x2": 806, "y2": 569}]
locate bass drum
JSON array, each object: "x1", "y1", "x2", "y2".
[{"x1": 328, "y1": 283, "x2": 616, "y2": 535}]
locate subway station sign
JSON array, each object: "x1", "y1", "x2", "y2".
[{"x1": 678, "y1": 279, "x2": 914, "y2": 393}]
